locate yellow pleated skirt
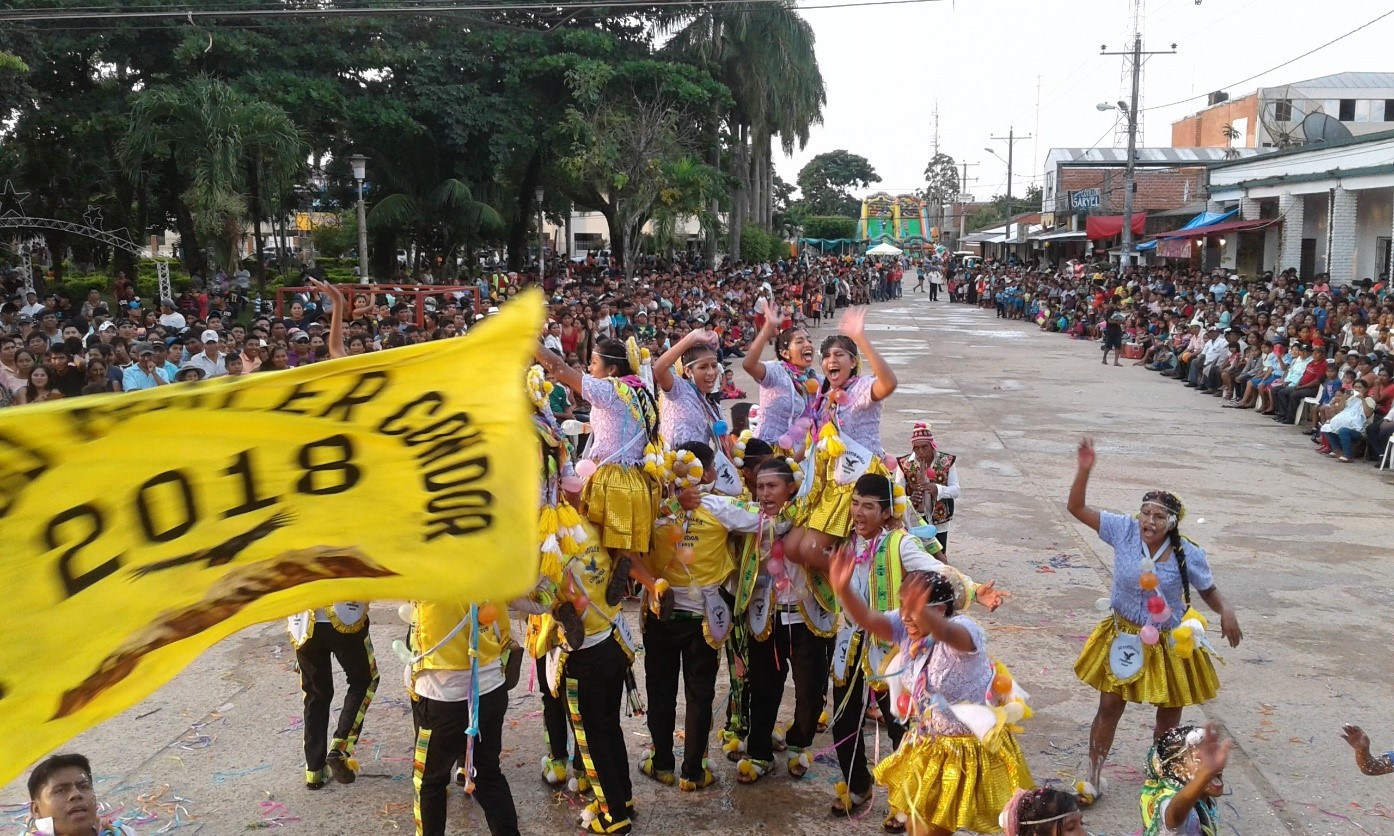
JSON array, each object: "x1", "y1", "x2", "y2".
[
  {"x1": 873, "y1": 732, "x2": 1033, "y2": 835},
  {"x1": 581, "y1": 463, "x2": 658, "y2": 553},
  {"x1": 802, "y1": 456, "x2": 889, "y2": 538},
  {"x1": 1074, "y1": 614, "x2": 1220, "y2": 708}
]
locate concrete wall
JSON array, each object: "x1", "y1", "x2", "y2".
[{"x1": 1354, "y1": 189, "x2": 1392, "y2": 281}]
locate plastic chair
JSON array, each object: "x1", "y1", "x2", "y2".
[
  {"x1": 1294, "y1": 396, "x2": 1319, "y2": 426},
  {"x1": 1381, "y1": 435, "x2": 1394, "y2": 471}
]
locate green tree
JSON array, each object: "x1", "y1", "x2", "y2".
[
  {"x1": 796, "y1": 150, "x2": 879, "y2": 216},
  {"x1": 119, "y1": 76, "x2": 306, "y2": 274},
  {"x1": 558, "y1": 59, "x2": 729, "y2": 277},
  {"x1": 922, "y1": 152, "x2": 960, "y2": 228},
  {"x1": 662, "y1": 3, "x2": 825, "y2": 259},
  {"x1": 802, "y1": 216, "x2": 857, "y2": 240}
]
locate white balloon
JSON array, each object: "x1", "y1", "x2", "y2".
[
  {"x1": 391, "y1": 638, "x2": 412, "y2": 664},
  {"x1": 1004, "y1": 701, "x2": 1026, "y2": 723},
  {"x1": 1094, "y1": 597, "x2": 1112, "y2": 612},
  {"x1": 398, "y1": 603, "x2": 414, "y2": 624},
  {"x1": 1196, "y1": 517, "x2": 1206, "y2": 524}
]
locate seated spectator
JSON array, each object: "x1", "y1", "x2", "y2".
[{"x1": 1320, "y1": 379, "x2": 1375, "y2": 462}]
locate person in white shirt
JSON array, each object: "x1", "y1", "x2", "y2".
[
  {"x1": 188, "y1": 329, "x2": 227, "y2": 378},
  {"x1": 157, "y1": 298, "x2": 186, "y2": 331},
  {"x1": 19, "y1": 292, "x2": 45, "y2": 318}
]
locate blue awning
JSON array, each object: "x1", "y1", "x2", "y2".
[{"x1": 1135, "y1": 209, "x2": 1238, "y2": 250}]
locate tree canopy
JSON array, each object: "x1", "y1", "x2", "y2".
[
  {"x1": 795, "y1": 150, "x2": 880, "y2": 217},
  {"x1": 0, "y1": 1, "x2": 826, "y2": 281}
]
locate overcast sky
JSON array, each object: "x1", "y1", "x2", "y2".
[{"x1": 776, "y1": 0, "x2": 1393, "y2": 201}]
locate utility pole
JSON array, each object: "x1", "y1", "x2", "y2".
[
  {"x1": 957, "y1": 160, "x2": 979, "y2": 242},
  {"x1": 986, "y1": 127, "x2": 1032, "y2": 224},
  {"x1": 1102, "y1": 36, "x2": 1176, "y2": 268}
]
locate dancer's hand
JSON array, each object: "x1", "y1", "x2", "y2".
[
  {"x1": 1192, "y1": 724, "x2": 1232, "y2": 780},
  {"x1": 687, "y1": 327, "x2": 718, "y2": 348},
  {"x1": 1077, "y1": 437, "x2": 1096, "y2": 471},
  {"x1": 1219, "y1": 609, "x2": 1242, "y2": 647},
  {"x1": 974, "y1": 580, "x2": 1008, "y2": 612},
  {"x1": 759, "y1": 298, "x2": 783, "y2": 332},
  {"x1": 1341, "y1": 724, "x2": 1371, "y2": 753},
  {"x1": 839, "y1": 306, "x2": 867, "y2": 342}
]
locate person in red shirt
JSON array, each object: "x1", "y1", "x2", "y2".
[{"x1": 1273, "y1": 343, "x2": 1327, "y2": 423}]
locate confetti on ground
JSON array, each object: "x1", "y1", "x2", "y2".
[{"x1": 213, "y1": 765, "x2": 272, "y2": 783}]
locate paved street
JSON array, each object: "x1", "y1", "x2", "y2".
[{"x1": 5, "y1": 294, "x2": 1392, "y2": 835}]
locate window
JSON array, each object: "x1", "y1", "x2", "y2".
[
  {"x1": 1273, "y1": 99, "x2": 1292, "y2": 122},
  {"x1": 1354, "y1": 99, "x2": 1371, "y2": 123},
  {"x1": 1384, "y1": 100, "x2": 1394, "y2": 121},
  {"x1": 1338, "y1": 99, "x2": 1356, "y2": 121}
]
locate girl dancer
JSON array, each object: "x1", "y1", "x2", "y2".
[
  {"x1": 742, "y1": 299, "x2": 820, "y2": 447},
  {"x1": 536, "y1": 337, "x2": 671, "y2": 615},
  {"x1": 1067, "y1": 438, "x2": 1242, "y2": 806},
  {"x1": 823, "y1": 474, "x2": 1005, "y2": 825},
  {"x1": 785, "y1": 307, "x2": 899, "y2": 568},
  {"x1": 1140, "y1": 724, "x2": 1231, "y2": 836},
  {"x1": 654, "y1": 328, "x2": 723, "y2": 449},
  {"x1": 999, "y1": 789, "x2": 1084, "y2": 836},
  {"x1": 730, "y1": 458, "x2": 834, "y2": 784},
  {"x1": 654, "y1": 329, "x2": 741, "y2": 494},
  {"x1": 830, "y1": 560, "x2": 1031, "y2": 835}
]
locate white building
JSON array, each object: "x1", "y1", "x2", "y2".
[{"x1": 1205, "y1": 129, "x2": 1394, "y2": 282}]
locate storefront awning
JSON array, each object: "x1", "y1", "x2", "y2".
[
  {"x1": 1031, "y1": 230, "x2": 1088, "y2": 242},
  {"x1": 1135, "y1": 209, "x2": 1238, "y2": 251},
  {"x1": 1146, "y1": 217, "x2": 1280, "y2": 241},
  {"x1": 1085, "y1": 214, "x2": 1147, "y2": 240}
]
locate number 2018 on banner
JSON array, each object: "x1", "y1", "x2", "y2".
[{"x1": 44, "y1": 435, "x2": 362, "y2": 600}]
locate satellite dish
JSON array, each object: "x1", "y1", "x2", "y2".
[
  {"x1": 1256, "y1": 86, "x2": 1330, "y2": 148},
  {"x1": 1300, "y1": 112, "x2": 1353, "y2": 143}
]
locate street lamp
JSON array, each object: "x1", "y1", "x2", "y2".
[
  {"x1": 534, "y1": 186, "x2": 545, "y2": 287},
  {"x1": 1094, "y1": 100, "x2": 1138, "y2": 269},
  {"x1": 348, "y1": 154, "x2": 370, "y2": 281}
]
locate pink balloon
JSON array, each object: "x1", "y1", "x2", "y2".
[
  {"x1": 1140, "y1": 624, "x2": 1160, "y2": 645},
  {"x1": 575, "y1": 459, "x2": 597, "y2": 479},
  {"x1": 885, "y1": 455, "x2": 900, "y2": 472},
  {"x1": 774, "y1": 576, "x2": 792, "y2": 593},
  {"x1": 771, "y1": 540, "x2": 785, "y2": 561},
  {"x1": 766, "y1": 557, "x2": 785, "y2": 576},
  {"x1": 777, "y1": 434, "x2": 794, "y2": 449},
  {"x1": 561, "y1": 475, "x2": 584, "y2": 492},
  {"x1": 573, "y1": 592, "x2": 590, "y2": 612}
]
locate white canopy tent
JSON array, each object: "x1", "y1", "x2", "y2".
[{"x1": 866, "y1": 242, "x2": 903, "y2": 256}]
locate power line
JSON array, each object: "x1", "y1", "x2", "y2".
[
  {"x1": 1141, "y1": 7, "x2": 1394, "y2": 113},
  {"x1": 0, "y1": 0, "x2": 951, "y2": 25}
]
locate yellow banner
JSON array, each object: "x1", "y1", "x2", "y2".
[{"x1": 0, "y1": 292, "x2": 544, "y2": 783}]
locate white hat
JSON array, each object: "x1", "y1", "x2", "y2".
[{"x1": 201, "y1": 329, "x2": 220, "y2": 343}]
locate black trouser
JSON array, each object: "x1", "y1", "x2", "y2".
[
  {"x1": 1277, "y1": 384, "x2": 1318, "y2": 422},
  {"x1": 746, "y1": 617, "x2": 831, "y2": 762},
  {"x1": 936, "y1": 529, "x2": 949, "y2": 554},
  {"x1": 412, "y1": 687, "x2": 518, "y2": 836},
  {"x1": 643, "y1": 613, "x2": 719, "y2": 780},
  {"x1": 565, "y1": 636, "x2": 633, "y2": 820},
  {"x1": 1366, "y1": 420, "x2": 1394, "y2": 461},
  {"x1": 297, "y1": 621, "x2": 378, "y2": 776},
  {"x1": 928, "y1": 282, "x2": 939, "y2": 301},
  {"x1": 537, "y1": 656, "x2": 580, "y2": 770},
  {"x1": 831, "y1": 650, "x2": 904, "y2": 797}
]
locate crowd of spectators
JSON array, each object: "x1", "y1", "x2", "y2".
[
  {"x1": 957, "y1": 260, "x2": 1394, "y2": 468},
  {"x1": 0, "y1": 253, "x2": 916, "y2": 418}
]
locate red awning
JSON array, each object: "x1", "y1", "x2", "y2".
[
  {"x1": 1086, "y1": 214, "x2": 1147, "y2": 240},
  {"x1": 1149, "y1": 217, "x2": 1281, "y2": 241}
]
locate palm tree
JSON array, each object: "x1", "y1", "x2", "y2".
[
  {"x1": 1221, "y1": 123, "x2": 1242, "y2": 160},
  {"x1": 119, "y1": 77, "x2": 306, "y2": 274},
  {"x1": 650, "y1": 155, "x2": 725, "y2": 259},
  {"x1": 368, "y1": 178, "x2": 503, "y2": 278},
  {"x1": 663, "y1": 2, "x2": 825, "y2": 260}
]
